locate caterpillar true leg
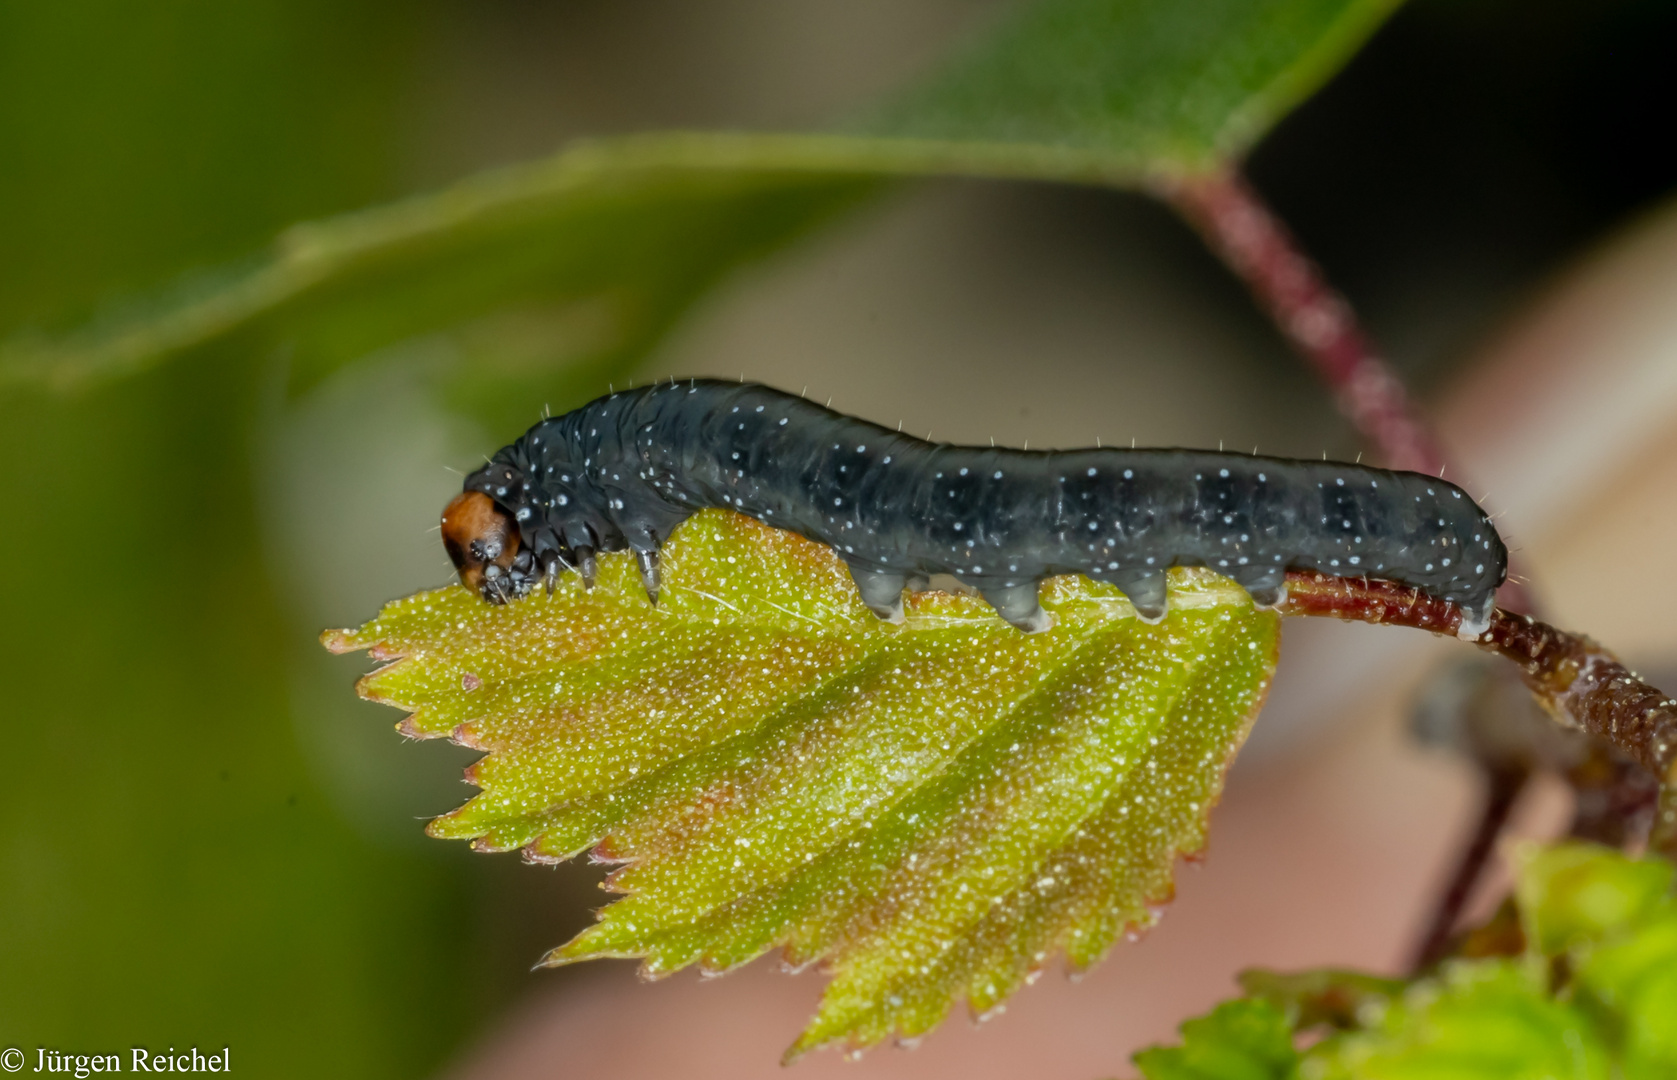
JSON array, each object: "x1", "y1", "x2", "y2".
[
  {"x1": 574, "y1": 546, "x2": 598, "y2": 590},
  {"x1": 635, "y1": 549, "x2": 661, "y2": 606}
]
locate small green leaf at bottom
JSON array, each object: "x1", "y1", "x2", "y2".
[
  {"x1": 1143, "y1": 844, "x2": 1677, "y2": 1080},
  {"x1": 1301, "y1": 960, "x2": 1611, "y2": 1080},
  {"x1": 326, "y1": 509, "x2": 1280, "y2": 1056},
  {"x1": 1133, "y1": 999, "x2": 1300, "y2": 1080}
]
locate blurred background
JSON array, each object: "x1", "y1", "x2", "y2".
[{"x1": 3, "y1": 1, "x2": 1677, "y2": 1077}]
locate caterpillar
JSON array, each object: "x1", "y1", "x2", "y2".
[{"x1": 442, "y1": 379, "x2": 1507, "y2": 639}]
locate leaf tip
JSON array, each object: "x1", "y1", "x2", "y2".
[{"x1": 319, "y1": 627, "x2": 360, "y2": 653}]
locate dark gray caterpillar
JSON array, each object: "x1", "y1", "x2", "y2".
[{"x1": 442, "y1": 379, "x2": 1506, "y2": 638}]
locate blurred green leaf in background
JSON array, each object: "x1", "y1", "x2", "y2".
[
  {"x1": 0, "y1": 2, "x2": 500, "y2": 1075},
  {"x1": 0, "y1": 0, "x2": 1402, "y2": 418}
]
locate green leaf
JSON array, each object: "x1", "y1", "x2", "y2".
[
  {"x1": 1133, "y1": 999, "x2": 1300, "y2": 1080},
  {"x1": 1576, "y1": 910, "x2": 1677, "y2": 1079},
  {"x1": 870, "y1": 0, "x2": 1403, "y2": 174},
  {"x1": 1301, "y1": 961, "x2": 1612, "y2": 1080},
  {"x1": 1514, "y1": 840, "x2": 1674, "y2": 957},
  {"x1": 326, "y1": 509, "x2": 1280, "y2": 1056},
  {"x1": 1239, "y1": 968, "x2": 1405, "y2": 1032},
  {"x1": 1515, "y1": 843, "x2": 1677, "y2": 1079},
  {"x1": 1172, "y1": 846, "x2": 1677, "y2": 1080},
  {"x1": 0, "y1": 4, "x2": 505, "y2": 1074},
  {"x1": 4, "y1": 0, "x2": 1401, "y2": 396},
  {"x1": 0, "y1": 135, "x2": 882, "y2": 419}
]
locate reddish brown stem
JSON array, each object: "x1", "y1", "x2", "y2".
[
  {"x1": 1567, "y1": 742, "x2": 1661, "y2": 848},
  {"x1": 1162, "y1": 169, "x2": 1442, "y2": 474},
  {"x1": 1281, "y1": 571, "x2": 1677, "y2": 802}
]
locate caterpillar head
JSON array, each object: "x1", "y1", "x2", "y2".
[
  {"x1": 448, "y1": 455, "x2": 616, "y2": 602},
  {"x1": 441, "y1": 490, "x2": 539, "y2": 602}
]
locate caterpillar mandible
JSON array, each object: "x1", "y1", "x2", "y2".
[{"x1": 442, "y1": 379, "x2": 1507, "y2": 639}]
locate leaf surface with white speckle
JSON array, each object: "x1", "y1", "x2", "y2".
[{"x1": 326, "y1": 509, "x2": 1279, "y2": 1056}]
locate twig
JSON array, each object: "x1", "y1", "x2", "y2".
[
  {"x1": 1566, "y1": 741, "x2": 1661, "y2": 848},
  {"x1": 1160, "y1": 169, "x2": 1441, "y2": 475},
  {"x1": 1408, "y1": 763, "x2": 1528, "y2": 972},
  {"x1": 1281, "y1": 570, "x2": 1677, "y2": 860}
]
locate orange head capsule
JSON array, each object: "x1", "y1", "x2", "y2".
[{"x1": 441, "y1": 491, "x2": 522, "y2": 600}]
